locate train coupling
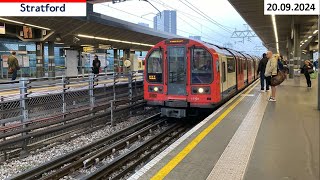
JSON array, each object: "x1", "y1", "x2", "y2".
[{"x1": 161, "y1": 108, "x2": 186, "y2": 118}]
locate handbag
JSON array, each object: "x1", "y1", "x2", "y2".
[
  {"x1": 307, "y1": 68, "x2": 314, "y2": 74},
  {"x1": 271, "y1": 70, "x2": 286, "y2": 86},
  {"x1": 8, "y1": 67, "x2": 14, "y2": 74}
]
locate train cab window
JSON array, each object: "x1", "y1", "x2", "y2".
[
  {"x1": 227, "y1": 57, "x2": 235, "y2": 73},
  {"x1": 191, "y1": 48, "x2": 213, "y2": 84},
  {"x1": 147, "y1": 50, "x2": 163, "y2": 83}
]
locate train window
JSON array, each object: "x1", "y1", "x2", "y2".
[
  {"x1": 243, "y1": 59, "x2": 247, "y2": 70},
  {"x1": 227, "y1": 57, "x2": 235, "y2": 73},
  {"x1": 191, "y1": 48, "x2": 213, "y2": 84},
  {"x1": 222, "y1": 62, "x2": 226, "y2": 82},
  {"x1": 147, "y1": 50, "x2": 163, "y2": 83}
]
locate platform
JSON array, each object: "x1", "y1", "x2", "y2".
[
  {"x1": 0, "y1": 74, "x2": 142, "y2": 98},
  {"x1": 129, "y1": 76, "x2": 319, "y2": 180}
]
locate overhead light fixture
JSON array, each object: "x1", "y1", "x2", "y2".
[
  {"x1": 0, "y1": 17, "x2": 50, "y2": 30},
  {"x1": 54, "y1": 42, "x2": 64, "y2": 44},
  {"x1": 304, "y1": 40, "x2": 308, "y2": 42},
  {"x1": 77, "y1": 34, "x2": 154, "y2": 47},
  {"x1": 78, "y1": 34, "x2": 94, "y2": 39},
  {"x1": 25, "y1": 23, "x2": 50, "y2": 30},
  {"x1": 0, "y1": 17, "x2": 23, "y2": 25},
  {"x1": 300, "y1": 45, "x2": 302, "y2": 47},
  {"x1": 271, "y1": 15, "x2": 279, "y2": 53},
  {"x1": 313, "y1": 30, "x2": 318, "y2": 34},
  {"x1": 308, "y1": 36, "x2": 312, "y2": 39},
  {"x1": 80, "y1": 44, "x2": 94, "y2": 47}
]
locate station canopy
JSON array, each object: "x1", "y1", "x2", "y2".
[
  {"x1": 0, "y1": 5, "x2": 178, "y2": 51},
  {"x1": 228, "y1": 0, "x2": 318, "y2": 55}
]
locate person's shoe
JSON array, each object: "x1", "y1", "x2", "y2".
[
  {"x1": 268, "y1": 97, "x2": 276, "y2": 102},
  {"x1": 260, "y1": 89, "x2": 265, "y2": 92},
  {"x1": 266, "y1": 89, "x2": 270, "y2": 91}
]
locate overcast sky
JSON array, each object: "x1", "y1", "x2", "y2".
[{"x1": 94, "y1": 0, "x2": 266, "y2": 55}]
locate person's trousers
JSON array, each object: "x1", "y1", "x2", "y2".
[
  {"x1": 260, "y1": 73, "x2": 267, "y2": 90},
  {"x1": 265, "y1": 76, "x2": 271, "y2": 89},
  {"x1": 11, "y1": 70, "x2": 17, "y2": 80},
  {"x1": 305, "y1": 73, "x2": 311, "y2": 87}
]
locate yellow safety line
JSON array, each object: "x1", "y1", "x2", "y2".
[{"x1": 151, "y1": 81, "x2": 258, "y2": 180}]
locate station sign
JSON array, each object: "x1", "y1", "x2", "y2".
[
  {"x1": 0, "y1": 22, "x2": 5, "y2": 34},
  {"x1": 0, "y1": 0, "x2": 87, "y2": 16},
  {"x1": 98, "y1": 44, "x2": 112, "y2": 50},
  {"x1": 83, "y1": 46, "x2": 95, "y2": 53}
]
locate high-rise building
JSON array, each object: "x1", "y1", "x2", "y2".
[
  {"x1": 189, "y1": 36, "x2": 201, "y2": 41},
  {"x1": 153, "y1": 10, "x2": 177, "y2": 34},
  {"x1": 138, "y1": 22, "x2": 149, "y2": 28}
]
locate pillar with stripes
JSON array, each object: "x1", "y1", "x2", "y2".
[
  {"x1": 48, "y1": 42, "x2": 55, "y2": 77},
  {"x1": 36, "y1": 42, "x2": 44, "y2": 78}
]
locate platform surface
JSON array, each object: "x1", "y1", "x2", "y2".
[{"x1": 130, "y1": 76, "x2": 319, "y2": 180}]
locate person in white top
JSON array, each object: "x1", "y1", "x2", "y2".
[{"x1": 264, "y1": 51, "x2": 278, "y2": 102}]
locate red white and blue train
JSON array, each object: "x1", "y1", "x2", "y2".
[{"x1": 144, "y1": 38, "x2": 260, "y2": 118}]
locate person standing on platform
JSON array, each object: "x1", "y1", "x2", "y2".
[
  {"x1": 314, "y1": 60, "x2": 318, "y2": 72},
  {"x1": 257, "y1": 53, "x2": 268, "y2": 92},
  {"x1": 302, "y1": 60, "x2": 313, "y2": 88},
  {"x1": 265, "y1": 51, "x2": 278, "y2": 102},
  {"x1": 7, "y1": 51, "x2": 19, "y2": 81},
  {"x1": 92, "y1": 55, "x2": 101, "y2": 75}
]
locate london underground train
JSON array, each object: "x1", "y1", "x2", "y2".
[{"x1": 144, "y1": 38, "x2": 260, "y2": 118}]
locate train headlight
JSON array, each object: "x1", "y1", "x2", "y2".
[
  {"x1": 149, "y1": 85, "x2": 163, "y2": 93},
  {"x1": 192, "y1": 87, "x2": 210, "y2": 94}
]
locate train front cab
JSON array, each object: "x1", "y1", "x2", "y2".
[{"x1": 144, "y1": 39, "x2": 221, "y2": 118}]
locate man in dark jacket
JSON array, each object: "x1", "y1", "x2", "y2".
[
  {"x1": 8, "y1": 51, "x2": 19, "y2": 81},
  {"x1": 92, "y1": 55, "x2": 101, "y2": 75},
  {"x1": 257, "y1": 53, "x2": 268, "y2": 91}
]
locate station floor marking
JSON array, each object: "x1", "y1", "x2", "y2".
[
  {"x1": 206, "y1": 93, "x2": 268, "y2": 180},
  {"x1": 150, "y1": 83, "x2": 258, "y2": 180},
  {"x1": 128, "y1": 81, "x2": 259, "y2": 180}
]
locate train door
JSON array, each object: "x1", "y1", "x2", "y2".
[
  {"x1": 243, "y1": 58, "x2": 248, "y2": 85},
  {"x1": 167, "y1": 46, "x2": 187, "y2": 95},
  {"x1": 219, "y1": 56, "x2": 228, "y2": 98}
]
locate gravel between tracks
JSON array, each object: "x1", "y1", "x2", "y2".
[{"x1": 0, "y1": 112, "x2": 153, "y2": 179}]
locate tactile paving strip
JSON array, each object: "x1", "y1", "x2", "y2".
[{"x1": 206, "y1": 93, "x2": 268, "y2": 180}]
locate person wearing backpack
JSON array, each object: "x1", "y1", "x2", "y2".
[
  {"x1": 92, "y1": 55, "x2": 101, "y2": 75},
  {"x1": 302, "y1": 60, "x2": 314, "y2": 88},
  {"x1": 7, "y1": 51, "x2": 19, "y2": 81}
]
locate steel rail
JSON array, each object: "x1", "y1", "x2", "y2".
[
  {"x1": 9, "y1": 113, "x2": 162, "y2": 180},
  {"x1": 84, "y1": 123, "x2": 182, "y2": 180}
]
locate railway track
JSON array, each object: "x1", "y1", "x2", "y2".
[
  {"x1": 9, "y1": 113, "x2": 173, "y2": 180},
  {"x1": 0, "y1": 99, "x2": 150, "y2": 161}
]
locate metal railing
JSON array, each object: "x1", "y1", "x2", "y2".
[
  {"x1": 0, "y1": 71, "x2": 144, "y2": 123},
  {"x1": 0, "y1": 71, "x2": 144, "y2": 158}
]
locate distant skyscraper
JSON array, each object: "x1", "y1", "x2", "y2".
[
  {"x1": 138, "y1": 22, "x2": 149, "y2": 27},
  {"x1": 189, "y1": 36, "x2": 201, "y2": 41},
  {"x1": 153, "y1": 10, "x2": 177, "y2": 34}
]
